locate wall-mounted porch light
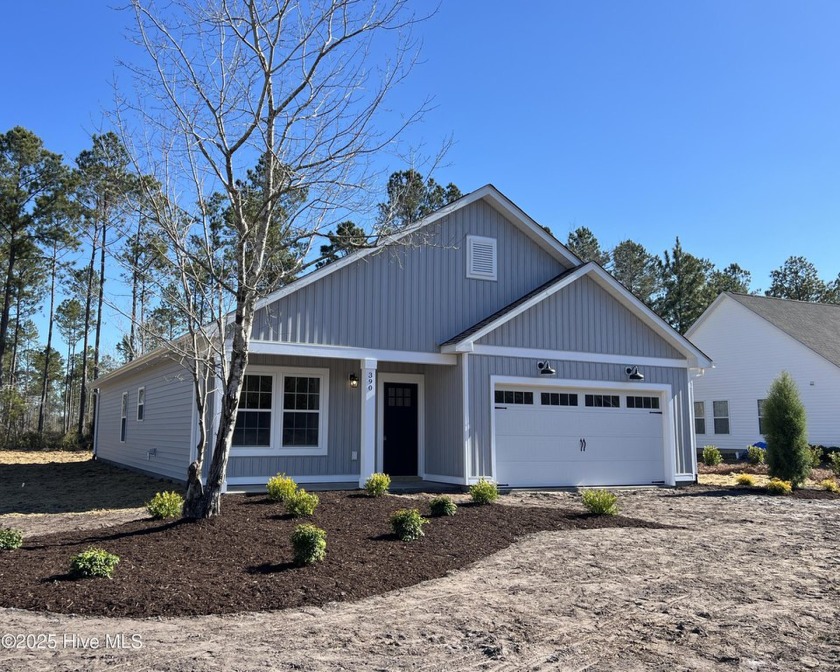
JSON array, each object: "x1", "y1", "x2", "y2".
[
  {"x1": 537, "y1": 361, "x2": 556, "y2": 376},
  {"x1": 626, "y1": 366, "x2": 644, "y2": 381},
  {"x1": 348, "y1": 373, "x2": 359, "y2": 389}
]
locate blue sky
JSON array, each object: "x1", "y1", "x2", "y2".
[{"x1": 2, "y1": 1, "x2": 840, "y2": 353}]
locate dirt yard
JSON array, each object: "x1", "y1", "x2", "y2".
[{"x1": 1, "y1": 485, "x2": 838, "y2": 671}]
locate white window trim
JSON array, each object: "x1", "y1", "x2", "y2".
[
  {"x1": 466, "y1": 235, "x2": 497, "y2": 281},
  {"x1": 231, "y1": 365, "x2": 330, "y2": 457},
  {"x1": 120, "y1": 391, "x2": 128, "y2": 443},
  {"x1": 136, "y1": 386, "x2": 145, "y2": 422}
]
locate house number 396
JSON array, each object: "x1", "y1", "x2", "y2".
[{"x1": 367, "y1": 372, "x2": 374, "y2": 392}]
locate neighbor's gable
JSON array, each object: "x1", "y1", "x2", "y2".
[
  {"x1": 251, "y1": 198, "x2": 571, "y2": 353},
  {"x1": 476, "y1": 275, "x2": 684, "y2": 360}
]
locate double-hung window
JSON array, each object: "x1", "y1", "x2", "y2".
[
  {"x1": 137, "y1": 387, "x2": 145, "y2": 421},
  {"x1": 694, "y1": 401, "x2": 706, "y2": 434},
  {"x1": 232, "y1": 368, "x2": 328, "y2": 455},
  {"x1": 757, "y1": 399, "x2": 766, "y2": 434},
  {"x1": 713, "y1": 400, "x2": 730, "y2": 435},
  {"x1": 120, "y1": 392, "x2": 128, "y2": 442}
]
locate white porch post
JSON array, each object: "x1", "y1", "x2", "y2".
[{"x1": 359, "y1": 357, "x2": 378, "y2": 487}]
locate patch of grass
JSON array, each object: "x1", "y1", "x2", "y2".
[
  {"x1": 581, "y1": 489, "x2": 619, "y2": 515},
  {"x1": 469, "y1": 478, "x2": 499, "y2": 505}
]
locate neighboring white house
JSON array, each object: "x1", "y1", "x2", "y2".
[{"x1": 687, "y1": 292, "x2": 840, "y2": 454}]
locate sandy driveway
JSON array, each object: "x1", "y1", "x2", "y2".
[{"x1": 1, "y1": 488, "x2": 838, "y2": 671}]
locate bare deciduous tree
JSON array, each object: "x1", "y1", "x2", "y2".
[{"x1": 118, "y1": 0, "x2": 428, "y2": 518}]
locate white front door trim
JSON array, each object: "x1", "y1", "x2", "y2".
[
  {"x1": 489, "y1": 375, "x2": 677, "y2": 487},
  {"x1": 377, "y1": 372, "x2": 426, "y2": 479}
]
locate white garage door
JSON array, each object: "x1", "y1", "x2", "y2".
[{"x1": 494, "y1": 386, "x2": 667, "y2": 487}]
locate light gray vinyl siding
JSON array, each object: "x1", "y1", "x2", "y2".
[
  {"x1": 251, "y1": 200, "x2": 567, "y2": 352},
  {"x1": 478, "y1": 275, "x2": 683, "y2": 359},
  {"x1": 227, "y1": 355, "x2": 431, "y2": 480},
  {"x1": 467, "y1": 356, "x2": 693, "y2": 478},
  {"x1": 424, "y1": 359, "x2": 464, "y2": 477},
  {"x1": 96, "y1": 358, "x2": 194, "y2": 482}
]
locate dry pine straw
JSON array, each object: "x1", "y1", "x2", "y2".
[{"x1": 0, "y1": 492, "x2": 667, "y2": 618}]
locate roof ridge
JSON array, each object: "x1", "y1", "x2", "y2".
[{"x1": 728, "y1": 291, "x2": 840, "y2": 308}]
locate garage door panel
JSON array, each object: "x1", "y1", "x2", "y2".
[{"x1": 494, "y1": 384, "x2": 668, "y2": 487}]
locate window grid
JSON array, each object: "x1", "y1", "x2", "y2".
[
  {"x1": 494, "y1": 390, "x2": 534, "y2": 405},
  {"x1": 120, "y1": 392, "x2": 128, "y2": 442},
  {"x1": 540, "y1": 392, "x2": 578, "y2": 407},
  {"x1": 585, "y1": 394, "x2": 620, "y2": 408},
  {"x1": 282, "y1": 376, "x2": 321, "y2": 447},
  {"x1": 694, "y1": 401, "x2": 706, "y2": 435},
  {"x1": 626, "y1": 395, "x2": 660, "y2": 410},
  {"x1": 757, "y1": 399, "x2": 766, "y2": 435},
  {"x1": 233, "y1": 374, "x2": 273, "y2": 447},
  {"x1": 137, "y1": 387, "x2": 145, "y2": 421}
]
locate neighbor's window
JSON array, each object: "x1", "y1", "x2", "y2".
[
  {"x1": 713, "y1": 400, "x2": 730, "y2": 434},
  {"x1": 694, "y1": 401, "x2": 706, "y2": 434},
  {"x1": 757, "y1": 399, "x2": 766, "y2": 434},
  {"x1": 137, "y1": 387, "x2": 145, "y2": 421},
  {"x1": 282, "y1": 376, "x2": 321, "y2": 447},
  {"x1": 233, "y1": 375, "x2": 273, "y2": 447},
  {"x1": 120, "y1": 392, "x2": 128, "y2": 442},
  {"x1": 585, "y1": 394, "x2": 620, "y2": 408}
]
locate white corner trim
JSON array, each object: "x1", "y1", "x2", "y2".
[
  {"x1": 462, "y1": 353, "x2": 472, "y2": 482},
  {"x1": 248, "y1": 340, "x2": 457, "y2": 365},
  {"x1": 470, "y1": 345, "x2": 689, "y2": 369}
]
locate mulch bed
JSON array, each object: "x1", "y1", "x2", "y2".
[
  {"x1": 678, "y1": 485, "x2": 840, "y2": 500},
  {"x1": 0, "y1": 493, "x2": 667, "y2": 617}
]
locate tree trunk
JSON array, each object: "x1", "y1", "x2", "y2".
[
  {"x1": 8, "y1": 290, "x2": 22, "y2": 388},
  {"x1": 77, "y1": 226, "x2": 97, "y2": 438},
  {"x1": 38, "y1": 247, "x2": 58, "y2": 435},
  {"x1": 0, "y1": 241, "x2": 18, "y2": 382},
  {"x1": 184, "y1": 301, "x2": 254, "y2": 519},
  {"x1": 90, "y1": 222, "x2": 107, "y2": 440}
]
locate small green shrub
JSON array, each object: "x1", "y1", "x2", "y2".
[
  {"x1": 819, "y1": 478, "x2": 839, "y2": 493},
  {"x1": 291, "y1": 524, "x2": 327, "y2": 566},
  {"x1": 145, "y1": 491, "x2": 184, "y2": 519},
  {"x1": 735, "y1": 473, "x2": 755, "y2": 487},
  {"x1": 0, "y1": 528, "x2": 23, "y2": 551},
  {"x1": 807, "y1": 445, "x2": 824, "y2": 468},
  {"x1": 746, "y1": 445, "x2": 766, "y2": 465},
  {"x1": 267, "y1": 473, "x2": 298, "y2": 503},
  {"x1": 581, "y1": 489, "x2": 619, "y2": 515},
  {"x1": 429, "y1": 495, "x2": 457, "y2": 517},
  {"x1": 364, "y1": 472, "x2": 391, "y2": 497},
  {"x1": 766, "y1": 478, "x2": 793, "y2": 496},
  {"x1": 829, "y1": 452, "x2": 840, "y2": 476},
  {"x1": 702, "y1": 445, "x2": 722, "y2": 466},
  {"x1": 391, "y1": 508, "x2": 427, "y2": 541},
  {"x1": 285, "y1": 489, "x2": 319, "y2": 517},
  {"x1": 469, "y1": 478, "x2": 499, "y2": 504},
  {"x1": 70, "y1": 548, "x2": 120, "y2": 578}
]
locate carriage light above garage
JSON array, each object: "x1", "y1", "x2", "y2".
[
  {"x1": 626, "y1": 366, "x2": 645, "y2": 381},
  {"x1": 537, "y1": 361, "x2": 556, "y2": 376},
  {"x1": 348, "y1": 374, "x2": 359, "y2": 388}
]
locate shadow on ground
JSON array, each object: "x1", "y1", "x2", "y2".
[{"x1": 0, "y1": 459, "x2": 179, "y2": 514}]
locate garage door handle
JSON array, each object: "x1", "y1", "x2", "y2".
[{"x1": 649, "y1": 411, "x2": 663, "y2": 415}]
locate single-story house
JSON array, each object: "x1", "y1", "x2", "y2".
[
  {"x1": 686, "y1": 292, "x2": 840, "y2": 454},
  {"x1": 93, "y1": 185, "x2": 712, "y2": 489}
]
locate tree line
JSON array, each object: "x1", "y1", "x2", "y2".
[{"x1": 564, "y1": 226, "x2": 840, "y2": 333}]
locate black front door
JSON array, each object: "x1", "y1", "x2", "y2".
[{"x1": 383, "y1": 382, "x2": 418, "y2": 476}]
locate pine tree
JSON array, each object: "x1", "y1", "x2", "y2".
[{"x1": 763, "y1": 371, "x2": 811, "y2": 487}]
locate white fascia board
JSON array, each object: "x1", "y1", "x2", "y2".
[
  {"x1": 249, "y1": 340, "x2": 457, "y2": 365},
  {"x1": 471, "y1": 345, "x2": 689, "y2": 369}
]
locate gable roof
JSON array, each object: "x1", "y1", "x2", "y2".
[
  {"x1": 691, "y1": 292, "x2": 840, "y2": 368},
  {"x1": 254, "y1": 184, "x2": 581, "y2": 311},
  {"x1": 442, "y1": 262, "x2": 713, "y2": 368}
]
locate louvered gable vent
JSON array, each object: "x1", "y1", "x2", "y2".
[{"x1": 466, "y1": 235, "x2": 497, "y2": 281}]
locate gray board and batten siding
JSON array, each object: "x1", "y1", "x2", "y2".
[
  {"x1": 478, "y1": 275, "x2": 684, "y2": 359},
  {"x1": 227, "y1": 355, "x2": 465, "y2": 481},
  {"x1": 96, "y1": 358, "x2": 195, "y2": 482},
  {"x1": 250, "y1": 200, "x2": 570, "y2": 352}
]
